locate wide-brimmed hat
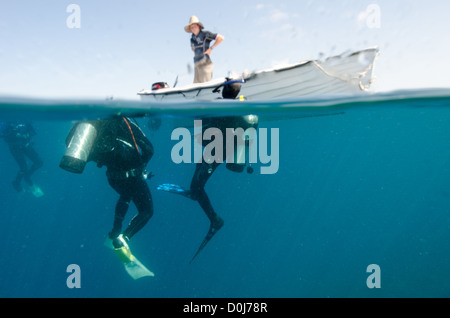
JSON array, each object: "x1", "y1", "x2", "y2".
[{"x1": 184, "y1": 16, "x2": 204, "y2": 33}]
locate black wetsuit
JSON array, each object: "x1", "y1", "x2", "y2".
[
  {"x1": 187, "y1": 115, "x2": 257, "y2": 231},
  {"x1": 91, "y1": 117, "x2": 154, "y2": 242},
  {"x1": 0, "y1": 122, "x2": 43, "y2": 191}
]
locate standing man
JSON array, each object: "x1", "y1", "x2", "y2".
[{"x1": 185, "y1": 15, "x2": 224, "y2": 83}]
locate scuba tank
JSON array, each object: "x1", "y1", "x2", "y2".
[
  {"x1": 59, "y1": 121, "x2": 100, "y2": 173},
  {"x1": 218, "y1": 80, "x2": 259, "y2": 173},
  {"x1": 225, "y1": 114, "x2": 259, "y2": 173}
]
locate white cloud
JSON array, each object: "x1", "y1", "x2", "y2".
[
  {"x1": 260, "y1": 23, "x2": 304, "y2": 42},
  {"x1": 269, "y1": 9, "x2": 289, "y2": 23},
  {"x1": 254, "y1": 4, "x2": 291, "y2": 24},
  {"x1": 254, "y1": 5, "x2": 304, "y2": 42}
]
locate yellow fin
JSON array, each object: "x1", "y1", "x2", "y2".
[{"x1": 114, "y1": 246, "x2": 133, "y2": 263}]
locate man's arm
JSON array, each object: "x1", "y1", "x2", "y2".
[{"x1": 205, "y1": 34, "x2": 224, "y2": 56}]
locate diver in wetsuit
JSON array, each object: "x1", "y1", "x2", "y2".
[
  {"x1": 0, "y1": 121, "x2": 43, "y2": 193},
  {"x1": 158, "y1": 81, "x2": 258, "y2": 262},
  {"x1": 60, "y1": 117, "x2": 154, "y2": 250}
]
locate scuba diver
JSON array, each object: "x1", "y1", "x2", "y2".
[
  {"x1": 157, "y1": 81, "x2": 258, "y2": 262},
  {"x1": 60, "y1": 117, "x2": 154, "y2": 259},
  {"x1": 0, "y1": 121, "x2": 43, "y2": 196}
]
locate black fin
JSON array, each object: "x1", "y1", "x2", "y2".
[{"x1": 190, "y1": 217, "x2": 224, "y2": 264}]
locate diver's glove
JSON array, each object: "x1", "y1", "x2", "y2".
[{"x1": 142, "y1": 169, "x2": 154, "y2": 180}]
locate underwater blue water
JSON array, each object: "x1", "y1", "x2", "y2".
[{"x1": 1, "y1": 90, "x2": 450, "y2": 298}]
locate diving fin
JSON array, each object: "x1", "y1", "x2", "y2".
[
  {"x1": 114, "y1": 246, "x2": 134, "y2": 263},
  {"x1": 104, "y1": 237, "x2": 114, "y2": 249},
  {"x1": 123, "y1": 256, "x2": 155, "y2": 280},
  {"x1": 157, "y1": 184, "x2": 188, "y2": 195},
  {"x1": 24, "y1": 184, "x2": 44, "y2": 197},
  {"x1": 113, "y1": 234, "x2": 134, "y2": 263},
  {"x1": 31, "y1": 185, "x2": 44, "y2": 197},
  {"x1": 190, "y1": 216, "x2": 224, "y2": 264},
  {"x1": 110, "y1": 234, "x2": 155, "y2": 279},
  {"x1": 114, "y1": 246, "x2": 155, "y2": 279}
]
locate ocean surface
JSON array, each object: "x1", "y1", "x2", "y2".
[{"x1": 1, "y1": 88, "x2": 450, "y2": 298}]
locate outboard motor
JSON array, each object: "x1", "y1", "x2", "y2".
[
  {"x1": 59, "y1": 121, "x2": 99, "y2": 173},
  {"x1": 151, "y1": 82, "x2": 169, "y2": 90}
]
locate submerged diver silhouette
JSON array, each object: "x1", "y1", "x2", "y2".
[
  {"x1": 158, "y1": 81, "x2": 258, "y2": 262},
  {"x1": 0, "y1": 121, "x2": 43, "y2": 195}
]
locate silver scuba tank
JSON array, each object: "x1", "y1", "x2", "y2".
[
  {"x1": 226, "y1": 114, "x2": 259, "y2": 173},
  {"x1": 59, "y1": 122, "x2": 99, "y2": 173}
]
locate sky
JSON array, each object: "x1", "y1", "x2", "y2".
[{"x1": 0, "y1": 0, "x2": 449, "y2": 100}]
